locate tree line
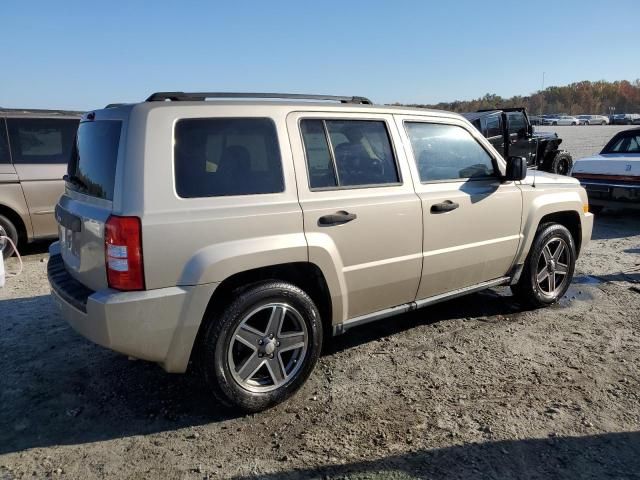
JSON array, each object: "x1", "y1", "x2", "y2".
[{"x1": 397, "y1": 80, "x2": 640, "y2": 115}]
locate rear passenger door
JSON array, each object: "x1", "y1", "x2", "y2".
[
  {"x1": 397, "y1": 115, "x2": 523, "y2": 300},
  {"x1": 6, "y1": 117, "x2": 78, "y2": 238},
  {"x1": 287, "y1": 112, "x2": 422, "y2": 322}
]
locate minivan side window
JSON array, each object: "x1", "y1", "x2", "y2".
[
  {"x1": 300, "y1": 119, "x2": 399, "y2": 189},
  {"x1": 0, "y1": 119, "x2": 10, "y2": 164},
  {"x1": 404, "y1": 122, "x2": 496, "y2": 182},
  {"x1": 6, "y1": 118, "x2": 78, "y2": 164},
  {"x1": 174, "y1": 118, "x2": 284, "y2": 198}
]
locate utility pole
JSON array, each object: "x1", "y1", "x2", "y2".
[{"x1": 540, "y1": 72, "x2": 546, "y2": 115}]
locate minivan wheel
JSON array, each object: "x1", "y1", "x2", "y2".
[
  {"x1": 201, "y1": 281, "x2": 323, "y2": 412},
  {"x1": 512, "y1": 223, "x2": 576, "y2": 308},
  {"x1": 0, "y1": 214, "x2": 19, "y2": 259}
]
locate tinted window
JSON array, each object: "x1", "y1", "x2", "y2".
[
  {"x1": 405, "y1": 123, "x2": 496, "y2": 182},
  {"x1": 69, "y1": 121, "x2": 122, "y2": 200},
  {"x1": 485, "y1": 115, "x2": 502, "y2": 137},
  {"x1": 6, "y1": 118, "x2": 78, "y2": 164},
  {"x1": 507, "y1": 112, "x2": 526, "y2": 135},
  {"x1": 174, "y1": 118, "x2": 283, "y2": 198},
  {"x1": 0, "y1": 119, "x2": 9, "y2": 164},
  {"x1": 300, "y1": 119, "x2": 399, "y2": 189}
]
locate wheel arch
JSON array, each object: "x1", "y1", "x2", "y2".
[
  {"x1": 0, "y1": 203, "x2": 29, "y2": 244},
  {"x1": 188, "y1": 262, "x2": 335, "y2": 369}
]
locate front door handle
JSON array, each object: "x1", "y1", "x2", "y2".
[
  {"x1": 318, "y1": 211, "x2": 357, "y2": 226},
  {"x1": 430, "y1": 201, "x2": 459, "y2": 213}
]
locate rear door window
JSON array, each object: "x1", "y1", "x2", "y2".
[
  {"x1": 6, "y1": 118, "x2": 78, "y2": 164},
  {"x1": 174, "y1": 118, "x2": 284, "y2": 198},
  {"x1": 0, "y1": 119, "x2": 9, "y2": 164},
  {"x1": 300, "y1": 119, "x2": 400, "y2": 189},
  {"x1": 69, "y1": 120, "x2": 122, "y2": 201}
]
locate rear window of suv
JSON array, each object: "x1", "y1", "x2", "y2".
[
  {"x1": 69, "y1": 120, "x2": 122, "y2": 201},
  {"x1": 174, "y1": 118, "x2": 284, "y2": 198}
]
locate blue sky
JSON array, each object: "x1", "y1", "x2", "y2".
[{"x1": 1, "y1": 0, "x2": 638, "y2": 110}]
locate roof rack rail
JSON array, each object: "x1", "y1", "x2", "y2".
[{"x1": 145, "y1": 92, "x2": 373, "y2": 105}]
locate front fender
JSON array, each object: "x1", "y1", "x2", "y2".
[{"x1": 515, "y1": 188, "x2": 586, "y2": 264}]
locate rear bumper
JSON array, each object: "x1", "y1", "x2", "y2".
[
  {"x1": 48, "y1": 243, "x2": 218, "y2": 372},
  {"x1": 579, "y1": 180, "x2": 640, "y2": 207}
]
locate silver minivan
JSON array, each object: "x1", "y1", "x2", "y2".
[{"x1": 0, "y1": 109, "x2": 80, "y2": 257}]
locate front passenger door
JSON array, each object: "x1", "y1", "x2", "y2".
[{"x1": 398, "y1": 117, "x2": 523, "y2": 300}]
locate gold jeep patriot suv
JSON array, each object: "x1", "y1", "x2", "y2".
[{"x1": 48, "y1": 92, "x2": 593, "y2": 412}]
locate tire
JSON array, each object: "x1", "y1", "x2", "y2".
[
  {"x1": 0, "y1": 214, "x2": 19, "y2": 259},
  {"x1": 200, "y1": 281, "x2": 323, "y2": 412},
  {"x1": 547, "y1": 151, "x2": 573, "y2": 175},
  {"x1": 601, "y1": 121, "x2": 606, "y2": 126},
  {"x1": 511, "y1": 223, "x2": 576, "y2": 308},
  {"x1": 572, "y1": 122, "x2": 577, "y2": 126}
]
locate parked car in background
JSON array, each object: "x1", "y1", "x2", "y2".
[
  {"x1": 48, "y1": 92, "x2": 593, "y2": 411},
  {"x1": 576, "y1": 115, "x2": 609, "y2": 125},
  {"x1": 463, "y1": 108, "x2": 573, "y2": 174},
  {"x1": 0, "y1": 109, "x2": 81, "y2": 258},
  {"x1": 544, "y1": 115, "x2": 580, "y2": 126},
  {"x1": 611, "y1": 113, "x2": 640, "y2": 125},
  {"x1": 572, "y1": 128, "x2": 640, "y2": 213},
  {"x1": 529, "y1": 115, "x2": 543, "y2": 125}
]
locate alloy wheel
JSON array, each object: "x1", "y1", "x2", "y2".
[
  {"x1": 536, "y1": 237, "x2": 570, "y2": 298},
  {"x1": 228, "y1": 302, "x2": 308, "y2": 393}
]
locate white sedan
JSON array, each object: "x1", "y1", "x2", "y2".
[
  {"x1": 544, "y1": 115, "x2": 580, "y2": 126},
  {"x1": 571, "y1": 128, "x2": 640, "y2": 213}
]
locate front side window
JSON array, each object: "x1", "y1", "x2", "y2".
[
  {"x1": 485, "y1": 115, "x2": 502, "y2": 138},
  {"x1": 0, "y1": 119, "x2": 9, "y2": 164},
  {"x1": 6, "y1": 118, "x2": 78, "y2": 164},
  {"x1": 300, "y1": 119, "x2": 399, "y2": 189},
  {"x1": 507, "y1": 112, "x2": 526, "y2": 135},
  {"x1": 174, "y1": 118, "x2": 283, "y2": 198},
  {"x1": 405, "y1": 122, "x2": 496, "y2": 182}
]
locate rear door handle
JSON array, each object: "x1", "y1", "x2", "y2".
[
  {"x1": 318, "y1": 211, "x2": 357, "y2": 226},
  {"x1": 430, "y1": 201, "x2": 459, "y2": 213}
]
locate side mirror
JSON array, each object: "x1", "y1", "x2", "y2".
[{"x1": 505, "y1": 156, "x2": 527, "y2": 181}]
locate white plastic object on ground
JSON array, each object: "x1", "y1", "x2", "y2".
[{"x1": 0, "y1": 236, "x2": 23, "y2": 287}]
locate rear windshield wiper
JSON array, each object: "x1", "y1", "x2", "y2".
[{"x1": 63, "y1": 174, "x2": 88, "y2": 191}]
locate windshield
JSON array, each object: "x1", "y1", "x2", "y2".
[
  {"x1": 69, "y1": 120, "x2": 122, "y2": 200},
  {"x1": 601, "y1": 131, "x2": 640, "y2": 154}
]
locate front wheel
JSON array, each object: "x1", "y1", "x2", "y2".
[
  {"x1": 200, "y1": 281, "x2": 323, "y2": 412},
  {"x1": 512, "y1": 223, "x2": 576, "y2": 308},
  {"x1": 0, "y1": 214, "x2": 19, "y2": 259},
  {"x1": 547, "y1": 151, "x2": 573, "y2": 175}
]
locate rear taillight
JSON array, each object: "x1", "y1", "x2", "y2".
[{"x1": 104, "y1": 215, "x2": 144, "y2": 291}]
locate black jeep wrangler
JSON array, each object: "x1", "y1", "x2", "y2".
[{"x1": 463, "y1": 108, "x2": 573, "y2": 175}]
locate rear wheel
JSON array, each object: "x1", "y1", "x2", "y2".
[
  {"x1": 512, "y1": 223, "x2": 576, "y2": 308},
  {"x1": 601, "y1": 121, "x2": 606, "y2": 125},
  {"x1": 552, "y1": 121, "x2": 558, "y2": 126},
  {"x1": 0, "y1": 214, "x2": 19, "y2": 259},
  {"x1": 200, "y1": 281, "x2": 323, "y2": 412}
]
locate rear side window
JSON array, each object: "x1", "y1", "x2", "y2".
[
  {"x1": 405, "y1": 122, "x2": 496, "y2": 182},
  {"x1": 0, "y1": 119, "x2": 9, "y2": 164},
  {"x1": 69, "y1": 120, "x2": 122, "y2": 201},
  {"x1": 174, "y1": 118, "x2": 283, "y2": 198},
  {"x1": 300, "y1": 119, "x2": 399, "y2": 189},
  {"x1": 6, "y1": 118, "x2": 78, "y2": 164}
]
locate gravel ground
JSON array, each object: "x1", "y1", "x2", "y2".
[
  {"x1": 1, "y1": 127, "x2": 639, "y2": 479},
  {"x1": 533, "y1": 124, "x2": 633, "y2": 160}
]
